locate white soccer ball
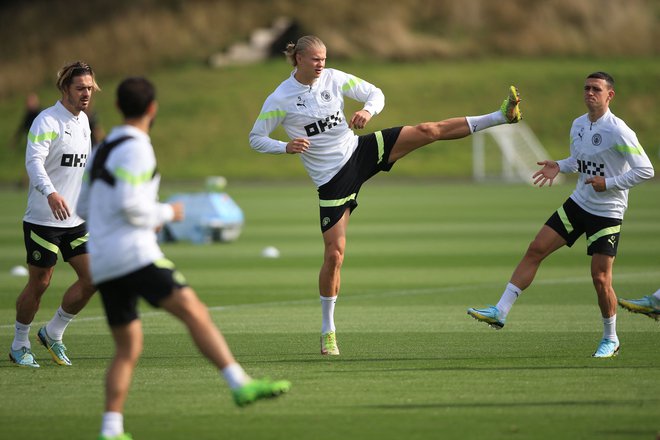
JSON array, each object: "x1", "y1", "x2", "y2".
[
  {"x1": 205, "y1": 176, "x2": 227, "y2": 192},
  {"x1": 261, "y1": 246, "x2": 280, "y2": 258}
]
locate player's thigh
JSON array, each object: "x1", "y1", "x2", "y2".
[
  {"x1": 67, "y1": 253, "x2": 93, "y2": 283},
  {"x1": 110, "y1": 320, "x2": 143, "y2": 358},
  {"x1": 389, "y1": 125, "x2": 431, "y2": 161},
  {"x1": 528, "y1": 225, "x2": 566, "y2": 256},
  {"x1": 322, "y1": 208, "x2": 350, "y2": 252},
  {"x1": 159, "y1": 286, "x2": 207, "y2": 321},
  {"x1": 590, "y1": 253, "x2": 614, "y2": 280}
]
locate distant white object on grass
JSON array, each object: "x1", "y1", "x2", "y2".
[
  {"x1": 205, "y1": 176, "x2": 227, "y2": 192},
  {"x1": 10, "y1": 265, "x2": 28, "y2": 277},
  {"x1": 261, "y1": 246, "x2": 280, "y2": 259}
]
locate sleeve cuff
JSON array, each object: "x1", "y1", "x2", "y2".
[
  {"x1": 160, "y1": 203, "x2": 175, "y2": 223},
  {"x1": 42, "y1": 185, "x2": 57, "y2": 197},
  {"x1": 362, "y1": 105, "x2": 378, "y2": 116},
  {"x1": 604, "y1": 177, "x2": 615, "y2": 190},
  {"x1": 555, "y1": 160, "x2": 565, "y2": 173}
]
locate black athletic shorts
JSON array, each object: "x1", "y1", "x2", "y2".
[
  {"x1": 317, "y1": 127, "x2": 403, "y2": 232},
  {"x1": 23, "y1": 221, "x2": 88, "y2": 268},
  {"x1": 97, "y1": 260, "x2": 188, "y2": 326},
  {"x1": 545, "y1": 197, "x2": 622, "y2": 256}
]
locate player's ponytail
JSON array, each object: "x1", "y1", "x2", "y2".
[{"x1": 284, "y1": 35, "x2": 325, "y2": 67}]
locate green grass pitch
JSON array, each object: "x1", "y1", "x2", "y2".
[{"x1": 0, "y1": 181, "x2": 658, "y2": 439}]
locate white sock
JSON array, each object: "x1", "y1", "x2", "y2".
[
  {"x1": 12, "y1": 321, "x2": 31, "y2": 351},
  {"x1": 495, "y1": 283, "x2": 522, "y2": 318},
  {"x1": 652, "y1": 289, "x2": 660, "y2": 301},
  {"x1": 602, "y1": 315, "x2": 618, "y2": 342},
  {"x1": 320, "y1": 295, "x2": 337, "y2": 334},
  {"x1": 222, "y1": 363, "x2": 251, "y2": 390},
  {"x1": 466, "y1": 110, "x2": 506, "y2": 133},
  {"x1": 100, "y1": 412, "x2": 124, "y2": 437},
  {"x1": 45, "y1": 306, "x2": 75, "y2": 341}
]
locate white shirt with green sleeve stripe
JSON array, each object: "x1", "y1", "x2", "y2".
[
  {"x1": 249, "y1": 68, "x2": 385, "y2": 187},
  {"x1": 24, "y1": 100, "x2": 90, "y2": 227},
  {"x1": 556, "y1": 108, "x2": 654, "y2": 219},
  {"x1": 77, "y1": 125, "x2": 175, "y2": 284}
]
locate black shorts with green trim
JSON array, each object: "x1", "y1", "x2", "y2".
[
  {"x1": 97, "y1": 259, "x2": 188, "y2": 326},
  {"x1": 317, "y1": 127, "x2": 403, "y2": 232},
  {"x1": 545, "y1": 197, "x2": 622, "y2": 256},
  {"x1": 23, "y1": 221, "x2": 88, "y2": 268}
]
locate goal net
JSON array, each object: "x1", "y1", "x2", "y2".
[{"x1": 472, "y1": 122, "x2": 563, "y2": 185}]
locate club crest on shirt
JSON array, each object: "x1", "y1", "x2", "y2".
[
  {"x1": 592, "y1": 133, "x2": 602, "y2": 146},
  {"x1": 321, "y1": 91, "x2": 332, "y2": 102}
]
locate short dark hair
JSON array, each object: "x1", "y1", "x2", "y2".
[
  {"x1": 587, "y1": 71, "x2": 615, "y2": 89},
  {"x1": 116, "y1": 77, "x2": 156, "y2": 118}
]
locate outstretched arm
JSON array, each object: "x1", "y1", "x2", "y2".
[{"x1": 532, "y1": 160, "x2": 561, "y2": 187}]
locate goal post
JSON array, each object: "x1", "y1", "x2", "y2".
[{"x1": 472, "y1": 122, "x2": 563, "y2": 185}]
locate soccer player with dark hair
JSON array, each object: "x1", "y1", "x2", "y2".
[
  {"x1": 468, "y1": 72, "x2": 654, "y2": 358},
  {"x1": 77, "y1": 76, "x2": 290, "y2": 440}
]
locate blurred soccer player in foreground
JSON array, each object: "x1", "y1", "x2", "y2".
[{"x1": 78, "y1": 77, "x2": 290, "y2": 440}]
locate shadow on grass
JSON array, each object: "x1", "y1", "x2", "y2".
[{"x1": 363, "y1": 398, "x2": 660, "y2": 410}]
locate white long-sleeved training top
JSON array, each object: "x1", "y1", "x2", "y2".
[
  {"x1": 249, "y1": 68, "x2": 385, "y2": 187},
  {"x1": 556, "y1": 109, "x2": 654, "y2": 219},
  {"x1": 24, "y1": 101, "x2": 90, "y2": 227},
  {"x1": 77, "y1": 125, "x2": 174, "y2": 284}
]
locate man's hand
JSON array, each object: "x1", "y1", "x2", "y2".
[
  {"x1": 170, "y1": 201, "x2": 185, "y2": 222},
  {"x1": 286, "y1": 138, "x2": 310, "y2": 154},
  {"x1": 349, "y1": 109, "x2": 372, "y2": 130},
  {"x1": 585, "y1": 176, "x2": 606, "y2": 192},
  {"x1": 47, "y1": 192, "x2": 71, "y2": 220},
  {"x1": 532, "y1": 160, "x2": 560, "y2": 187}
]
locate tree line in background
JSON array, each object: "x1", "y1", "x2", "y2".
[{"x1": 0, "y1": 0, "x2": 658, "y2": 99}]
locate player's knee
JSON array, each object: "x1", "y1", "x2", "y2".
[
  {"x1": 590, "y1": 270, "x2": 610, "y2": 290},
  {"x1": 80, "y1": 278, "x2": 96, "y2": 296},
  {"x1": 28, "y1": 275, "x2": 50, "y2": 295},
  {"x1": 414, "y1": 122, "x2": 439, "y2": 141},
  {"x1": 116, "y1": 339, "x2": 143, "y2": 363},
  {"x1": 127, "y1": 343, "x2": 143, "y2": 363},
  {"x1": 324, "y1": 246, "x2": 344, "y2": 269},
  {"x1": 524, "y1": 240, "x2": 548, "y2": 262}
]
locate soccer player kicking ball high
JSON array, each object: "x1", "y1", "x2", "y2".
[
  {"x1": 467, "y1": 72, "x2": 654, "y2": 358},
  {"x1": 77, "y1": 77, "x2": 290, "y2": 440},
  {"x1": 249, "y1": 35, "x2": 522, "y2": 356}
]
